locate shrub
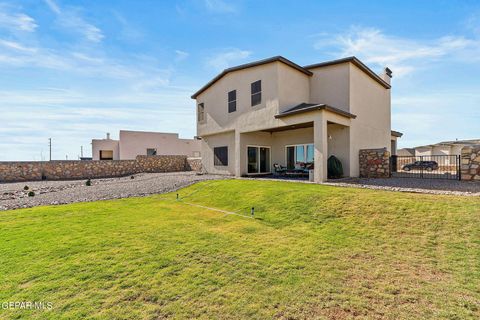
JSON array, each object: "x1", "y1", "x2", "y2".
[
  {"x1": 327, "y1": 155, "x2": 343, "y2": 179},
  {"x1": 85, "y1": 179, "x2": 92, "y2": 186},
  {"x1": 23, "y1": 185, "x2": 29, "y2": 191},
  {"x1": 130, "y1": 175, "x2": 135, "y2": 179},
  {"x1": 28, "y1": 191, "x2": 35, "y2": 197}
]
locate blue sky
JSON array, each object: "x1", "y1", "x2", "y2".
[{"x1": 1, "y1": 0, "x2": 479, "y2": 160}]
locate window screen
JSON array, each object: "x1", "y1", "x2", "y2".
[
  {"x1": 146, "y1": 148, "x2": 157, "y2": 156},
  {"x1": 214, "y1": 146, "x2": 228, "y2": 166},
  {"x1": 251, "y1": 80, "x2": 261, "y2": 106},
  {"x1": 228, "y1": 90, "x2": 236, "y2": 113},
  {"x1": 197, "y1": 103, "x2": 205, "y2": 122}
]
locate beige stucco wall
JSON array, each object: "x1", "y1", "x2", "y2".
[
  {"x1": 327, "y1": 123, "x2": 350, "y2": 176},
  {"x1": 196, "y1": 62, "x2": 280, "y2": 136},
  {"x1": 277, "y1": 63, "x2": 310, "y2": 113},
  {"x1": 308, "y1": 63, "x2": 350, "y2": 112},
  {"x1": 92, "y1": 139, "x2": 120, "y2": 160},
  {"x1": 118, "y1": 130, "x2": 200, "y2": 160},
  {"x1": 201, "y1": 131, "x2": 235, "y2": 175},
  {"x1": 348, "y1": 63, "x2": 391, "y2": 176}
]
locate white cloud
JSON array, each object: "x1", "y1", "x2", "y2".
[
  {"x1": 0, "y1": 4, "x2": 37, "y2": 32},
  {"x1": 0, "y1": 39, "x2": 37, "y2": 52},
  {"x1": 44, "y1": 0, "x2": 104, "y2": 43},
  {"x1": 206, "y1": 48, "x2": 252, "y2": 71},
  {"x1": 204, "y1": 0, "x2": 236, "y2": 13},
  {"x1": 175, "y1": 50, "x2": 189, "y2": 62},
  {"x1": 314, "y1": 26, "x2": 478, "y2": 77}
]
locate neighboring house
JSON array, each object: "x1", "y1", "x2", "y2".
[
  {"x1": 192, "y1": 56, "x2": 401, "y2": 182},
  {"x1": 92, "y1": 130, "x2": 201, "y2": 160},
  {"x1": 398, "y1": 139, "x2": 480, "y2": 158}
]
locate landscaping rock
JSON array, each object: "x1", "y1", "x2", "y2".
[{"x1": 0, "y1": 172, "x2": 225, "y2": 211}]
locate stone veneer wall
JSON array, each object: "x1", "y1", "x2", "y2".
[
  {"x1": 359, "y1": 148, "x2": 390, "y2": 178},
  {"x1": 0, "y1": 155, "x2": 196, "y2": 182},
  {"x1": 186, "y1": 157, "x2": 202, "y2": 172},
  {"x1": 460, "y1": 145, "x2": 480, "y2": 181}
]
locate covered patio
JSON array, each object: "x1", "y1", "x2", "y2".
[{"x1": 235, "y1": 104, "x2": 355, "y2": 182}]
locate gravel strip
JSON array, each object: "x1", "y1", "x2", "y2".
[
  {"x1": 324, "y1": 177, "x2": 480, "y2": 196},
  {"x1": 0, "y1": 172, "x2": 225, "y2": 211},
  {"x1": 239, "y1": 176, "x2": 480, "y2": 196}
]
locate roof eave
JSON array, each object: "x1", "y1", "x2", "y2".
[
  {"x1": 191, "y1": 56, "x2": 312, "y2": 99},
  {"x1": 275, "y1": 104, "x2": 356, "y2": 119},
  {"x1": 304, "y1": 56, "x2": 391, "y2": 89},
  {"x1": 391, "y1": 130, "x2": 403, "y2": 137}
]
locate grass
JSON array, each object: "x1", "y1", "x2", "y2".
[{"x1": 0, "y1": 179, "x2": 479, "y2": 319}]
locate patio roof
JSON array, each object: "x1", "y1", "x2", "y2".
[
  {"x1": 274, "y1": 103, "x2": 357, "y2": 119},
  {"x1": 391, "y1": 130, "x2": 403, "y2": 137}
]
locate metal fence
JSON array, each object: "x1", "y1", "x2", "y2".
[{"x1": 390, "y1": 155, "x2": 461, "y2": 180}]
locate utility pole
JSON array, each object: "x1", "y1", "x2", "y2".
[
  {"x1": 48, "y1": 138, "x2": 52, "y2": 161},
  {"x1": 81, "y1": 146, "x2": 83, "y2": 158}
]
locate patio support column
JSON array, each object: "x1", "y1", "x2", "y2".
[
  {"x1": 234, "y1": 130, "x2": 241, "y2": 177},
  {"x1": 313, "y1": 113, "x2": 328, "y2": 182}
]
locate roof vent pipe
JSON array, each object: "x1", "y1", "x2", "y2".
[{"x1": 106, "y1": 132, "x2": 110, "y2": 140}]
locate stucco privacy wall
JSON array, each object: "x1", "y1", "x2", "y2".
[
  {"x1": 359, "y1": 148, "x2": 390, "y2": 178},
  {"x1": 460, "y1": 145, "x2": 480, "y2": 181},
  {"x1": 0, "y1": 156, "x2": 201, "y2": 182}
]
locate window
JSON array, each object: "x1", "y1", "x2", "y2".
[
  {"x1": 197, "y1": 103, "x2": 205, "y2": 122},
  {"x1": 286, "y1": 144, "x2": 314, "y2": 169},
  {"x1": 146, "y1": 148, "x2": 157, "y2": 156},
  {"x1": 247, "y1": 146, "x2": 271, "y2": 174},
  {"x1": 214, "y1": 146, "x2": 228, "y2": 166},
  {"x1": 99, "y1": 150, "x2": 113, "y2": 160},
  {"x1": 228, "y1": 90, "x2": 236, "y2": 113},
  {"x1": 251, "y1": 80, "x2": 261, "y2": 106}
]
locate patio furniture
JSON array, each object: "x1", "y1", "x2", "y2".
[{"x1": 273, "y1": 163, "x2": 288, "y2": 175}]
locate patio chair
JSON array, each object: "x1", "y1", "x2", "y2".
[{"x1": 273, "y1": 163, "x2": 287, "y2": 175}]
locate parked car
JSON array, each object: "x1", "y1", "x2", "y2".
[{"x1": 402, "y1": 161, "x2": 439, "y2": 171}]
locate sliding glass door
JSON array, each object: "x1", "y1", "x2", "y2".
[
  {"x1": 286, "y1": 144, "x2": 314, "y2": 169},
  {"x1": 247, "y1": 146, "x2": 271, "y2": 174}
]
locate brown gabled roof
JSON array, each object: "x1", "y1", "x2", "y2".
[
  {"x1": 275, "y1": 103, "x2": 357, "y2": 119},
  {"x1": 304, "y1": 56, "x2": 391, "y2": 89},
  {"x1": 191, "y1": 56, "x2": 312, "y2": 99},
  {"x1": 391, "y1": 130, "x2": 403, "y2": 137}
]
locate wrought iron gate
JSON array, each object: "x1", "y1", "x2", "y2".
[{"x1": 390, "y1": 155, "x2": 461, "y2": 180}]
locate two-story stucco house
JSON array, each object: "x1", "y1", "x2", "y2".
[{"x1": 192, "y1": 56, "x2": 400, "y2": 182}]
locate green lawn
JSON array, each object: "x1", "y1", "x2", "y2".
[{"x1": 1, "y1": 180, "x2": 479, "y2": 319}]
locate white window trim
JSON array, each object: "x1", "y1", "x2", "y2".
[
  {"x1": 285, "y1": 143, "x2": 314, "y2": 167},
  {"x1": 246, "y1": 145, "x2": 271, "y2": 175}
]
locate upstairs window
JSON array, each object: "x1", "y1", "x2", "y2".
[
  {"x1": 197, "y1": 103, "x2": 205, "y2": 122},
  {"x1": 228, "y1": 90, "x2": 236, "y2": 113},
  {"x1": 214, "y1": 146, "x2": 228, "y2": 166},
  {"x1": 251, "y1": 80, "x2": 261, "y2": 106}
]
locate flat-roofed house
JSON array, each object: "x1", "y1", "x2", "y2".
[{"x1": 92, "y1": 130, "x2": 201, "y2": 160}]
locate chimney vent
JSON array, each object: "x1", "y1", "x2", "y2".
[
  {"x1": 381, "y1": 67, "x2": 392, "y2": 85},
  {"x1": 385, "y1": 67, "x2": 392, "y2": 78},
  {"x1": 106, "y1": 132, "x2": 110, "y2": 140}
]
